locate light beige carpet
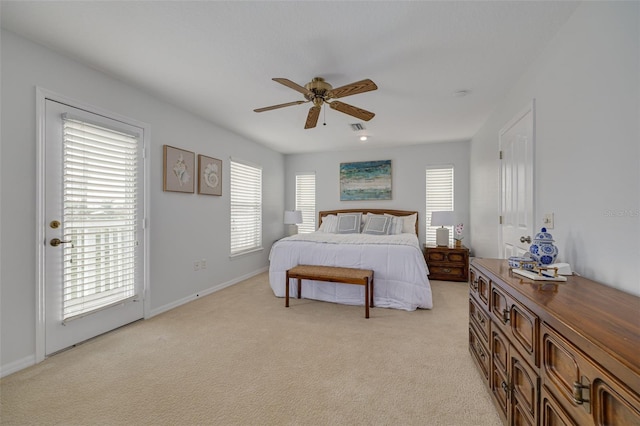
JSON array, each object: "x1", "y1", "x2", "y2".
[{"x1": 1, "y1": 273, "x2": 501, "y2": 426}]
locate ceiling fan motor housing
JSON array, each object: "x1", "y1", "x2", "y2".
[{"x1": 304, "y1": 77, "x2": 333, "y2": 104}]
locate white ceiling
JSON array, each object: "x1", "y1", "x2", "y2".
[{"x1": 1, "y1": 1, "x2": 579, "y2": 154}]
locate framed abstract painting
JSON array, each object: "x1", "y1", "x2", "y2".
[{"x1": 340, "y1": 160, "x2": 392, "y2": 201}]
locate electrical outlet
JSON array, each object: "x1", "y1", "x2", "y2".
[
  {"x1": 201, "y1": 259, "x2": 207, "y2": 269},
  {"x1": 193, "y1": 261, "x2": 200, "y2": 271},
  {"x1": 543, "y1": 213, "x2": 554, "y2": 229}
]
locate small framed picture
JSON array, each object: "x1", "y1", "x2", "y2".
[
  {"x1": 198, "y1": 155, "x2": 222, "y2": 196},
  {"x1": 163, "y1": 145, "x2": 195, "y2": 193}
]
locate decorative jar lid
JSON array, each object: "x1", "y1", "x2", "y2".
[{"x1": 533, "y1": 227, "x2": 554, "y2": 243}]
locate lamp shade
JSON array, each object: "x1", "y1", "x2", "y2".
[
  {"x1": 284, "y1": 210, "x2": 303, "y2": 225},
  {"x1": 430, "y1": 211, "x2": 455, "y2": 227}
]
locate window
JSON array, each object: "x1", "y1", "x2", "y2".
[
  {"x1": 295, "y1": 172, "x2": 316, "y2": 233},
  {"x1": 425, "y1": 166, "x2": 454, "y2": 246},
  {"x1": 230, "y1": 158, "x2": 262, "y2": 255}
]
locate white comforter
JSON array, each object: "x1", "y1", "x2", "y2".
[{"x1": 269, "y1": 232, "x2": 432, "y2": 311}]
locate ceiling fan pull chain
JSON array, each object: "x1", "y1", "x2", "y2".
[{"x1": 323, "y1": 106, "x2": 326, "y2": 126}]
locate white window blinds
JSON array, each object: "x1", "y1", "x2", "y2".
[
  {"x1": 295, "y1": 172, "x2": 316, "y2": 233},
  {"x1": 230, "y1": 159, "x2": 262, "y2": 255},
  {"x1": 62, "y1": 116, "x2": 139, "y2": 321},
  {"x1": 425, "y1": 166, "x2": 454, "y2": 246}
]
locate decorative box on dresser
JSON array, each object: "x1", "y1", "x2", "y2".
[
  {"x1": 424, "y1": 244, "x2": 469, "y2": 282},
  {"x1": 469, "y1": 258, "x2": 640, "y2": 426}
]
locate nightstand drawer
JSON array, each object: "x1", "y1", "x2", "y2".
[
  {"x1": 426, "y1": 251, "x2": 466, "y2": 263},
  {"x1": 430, "y1": 265, "x2": 466, "y2": 280}
]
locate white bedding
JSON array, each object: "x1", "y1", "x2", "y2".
[{"x1": 269, "y1": 232, "x2": 432, "y2": 311}]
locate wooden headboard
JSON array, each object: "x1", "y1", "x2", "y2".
[{"x1": 318, "y1": 209, "x2": 419, "y2": 236}]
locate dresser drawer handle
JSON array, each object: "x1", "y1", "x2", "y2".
[
  {"x1": 502, "y1": 309, "x2": 510, "y2": 324},
  {"x1": 442, "y1": 268, "x2": 451, "y2": 273},
  {"x1": 477, "y1": 313, "x2": 485, "y2": 325},
  {"x1": 572, "y1": 381, "x2": 590, "y2": 405},
  {"x1": 478, "y1": 348, "x2": 485, "y2": 360},
  {"x1": 501, "y1": 380, "x2": 512, "y2": 395}
]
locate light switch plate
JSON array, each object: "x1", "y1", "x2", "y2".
[{"x1": 543, "y1": 213, "x2": 554, "y2": 229}]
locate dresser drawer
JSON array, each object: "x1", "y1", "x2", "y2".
[
  {"x1": 469, "y1": 265, "x2": 490, "y2": 308},
  {"x1": 469, "y1": 325, "x2": 490, "y2": 384},
  {"x1": 490, "y1": 283, "x2": 539, "y2": 368},
  {"x1": 541, "y1": 323, "x2": 640, "y2": 426},
  {"x1": 541, "y1": 384, "x2": 577, "y2": 426},
  {"x1": 469, "y1": 297, "x2": 490, "y2": 344}
]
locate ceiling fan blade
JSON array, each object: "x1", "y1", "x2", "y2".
[
  {"x1": 254, "y1": 100, "x2": 307, "y2": 113},
  {"x1": 328, "y1": 101, "x2": 375, "y2": 121},
  {"x1": 273, "y1": 78, "x2": 313, "y2": 97},
  {"x1": 304, "y1": 106, "x2": 321, "y2": 129},
  {"x1": 328, "y1": 79, "x2": 377, "y2": 99}
]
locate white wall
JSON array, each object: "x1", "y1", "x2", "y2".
[
  {"x1": 285, "y1": 141, "x2": 470, "y2": 247},
  {"x1": 470, "y1": 2, "x2": 640, "y2": 295},
  {"x1": 0, "y1": 30, "x2": 285, "y2": 374}
]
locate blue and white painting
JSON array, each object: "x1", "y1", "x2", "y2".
[{"x1": 340, "y1": 160, "x2": 392, "y2": 201}]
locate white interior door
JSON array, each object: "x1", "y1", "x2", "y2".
[
  {"x1": 499, "y1": 101, "x2": 535, "y2": 258},
  {"x1": 43, "y1": 99, "x2": 145, "y2": 355}
]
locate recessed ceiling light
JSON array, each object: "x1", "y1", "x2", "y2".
[{"x1": 453, "y1": 90, "x2": 471, "y2": 97}]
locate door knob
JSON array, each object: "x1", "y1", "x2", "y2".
[
  {"x1": 520, "y1": 236, "x2": 532, "y2": 244},
  {"x1": 50, "y1": 238, "x2": 73, "y2": 247}
]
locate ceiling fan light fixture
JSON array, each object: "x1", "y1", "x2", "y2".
[{"x1": 359, "y1": 136, "x2": 368, "y2": 142}]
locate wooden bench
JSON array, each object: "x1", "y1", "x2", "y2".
[{"x1": 285, "y1": 265, "x2": 374, "y2": 318}]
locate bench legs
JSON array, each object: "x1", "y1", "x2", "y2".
[
  {"x1": 284, "y1": 274, "x2": 374, "y2": 318},
  {"x1": 365, "y1": 278, "x2": 369, "y2": 318}
]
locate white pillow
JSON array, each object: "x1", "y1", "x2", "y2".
[
  {"x1": 360, "y1": 213, "x2": 369, "y2": 232},
  {"x1": 385, "y1": 213, "x2": 417, "y2": 234},
  {"x1": 386, "y1": 215, "x2": 404, "y2": 235},
  {"x1": 336, "y1": 213, "x2": 362, "y2": 234},
  {"x1": 362, "y1": 214, "x2": 392, "y2": 235},
  {"x1": 319, "y1": 214, "x2": 338, "y2": 233},
  {"x1": 401, "y1": 213, "x2": 417, "y2": 234}
]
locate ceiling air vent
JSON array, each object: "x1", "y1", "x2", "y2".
[{"x1": 350, "y1": 123, "x2": 365, "y2": 132}]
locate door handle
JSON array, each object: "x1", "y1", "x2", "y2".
[
  {"x1": 50, "y1": 238, "x2": 73, "y2": 247},
  {"x1": 520, "y1": 236, "x2": 532, "y2": 244}
]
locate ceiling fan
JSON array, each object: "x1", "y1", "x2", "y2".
[{"x1": 254, "y1": 77, "x2": 378, "y2": 129}]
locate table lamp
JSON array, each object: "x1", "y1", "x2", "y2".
[
  {"x1": 431, "y1": 211, "x2": 455, "y2": 246},
  {"x1": 284, "y1": 210, "x2": 303, "y2": 236}
]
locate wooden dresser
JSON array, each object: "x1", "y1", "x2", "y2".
[
  {"x1": 424, "y1": 244, "x2": 469, "y2": 282},
  {"x1": 469, "y1": 258, "x2": 640, "y2": 426}
]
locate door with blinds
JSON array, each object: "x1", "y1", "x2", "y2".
[{"x1": 43, "y1": 99, "x2": 145, "y2": 355}]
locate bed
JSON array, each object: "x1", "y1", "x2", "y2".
[{"x1": 268, "y1": 209, "x2": 432, "y2": 311}]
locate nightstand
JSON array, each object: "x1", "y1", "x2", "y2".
[{"x1": 423, "y1": 244, "x2": 469, "y2": 282}]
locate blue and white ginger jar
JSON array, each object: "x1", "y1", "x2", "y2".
[{"x1": 529, "y1": 227, "x2": 558, "y2": 266}]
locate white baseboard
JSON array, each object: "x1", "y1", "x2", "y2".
[
  {"x1": 1, "y1": 354, "x2": 36, "y2": 378},
  {"x1": 1, "y1": 267, "x2": 269, "y2": 377},
  {"x1": 148, "y1": 266, "x2": 268, "y2": 318}
]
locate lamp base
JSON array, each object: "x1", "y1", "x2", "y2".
[
  {"x1": 287, "y1": 224, "x2": 298, "y2": 236},
  {"x1": 436, "y1": 227, "x2": 449, "y2": 246}
]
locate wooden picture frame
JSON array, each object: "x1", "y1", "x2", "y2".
[
  {"x1": 198, "y1": 155, "x2": 222, "y2": 196},
  {"x1": 163, "y1": 145, "x2": 195, "y2": 193}
]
